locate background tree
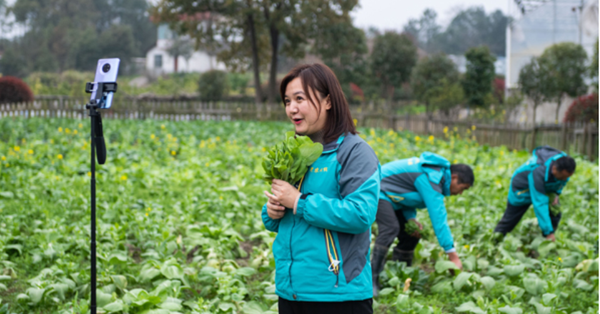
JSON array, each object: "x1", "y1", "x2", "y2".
[
  {"x1": 199, "y1": 70, "x2": 229, "y2": 101},
  {"x1": 166, "y1": 37, "x2": 194, "y2": 73},
  {"x1": 152, "y1": 0, "x2": 359, "y2": 105},
  {"x1": 1, "y1": 0, "x2": 155, "y2": 76},
  {"x1": 590, "y1": 38, "x2": 598, "y2": 92},
  {"x1": 538, "y1": 42, "x2": 588, "y2": 123},
  {"x1": 518, "y1": 57, "x2": 549, "y2": 127},
  {"x1": 462, "y1": 46, "x2": 496, "y2": 110},
  {"x1": 410, "y1": 53, "x2": 460, "y2": 124},
  {"x1": 428, "y1": 78, "x2": 464, "y2": 117},
  {"x1": 403, "y1": 9, "x2": 441, "y2": 52},
  {"x1": 151, "y1": 0, "x2": 267, "y2": 105},
  {"x1": 403, "y1": 7, "x2": 508, "y2": 56},
  {"x1": 313, "y1": 21, "x2": 369, "y2": 103},
  {"x1": 370, "y1": 31, "x2": 417, "y2": 101},
  {"x1": 563, "y1": 93, "x2": 599, "y2": 123}
]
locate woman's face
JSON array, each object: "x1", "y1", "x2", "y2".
[{"x1": 284, "y1": 78, "x2": 331, "y2": 136}]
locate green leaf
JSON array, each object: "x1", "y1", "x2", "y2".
[
  {"x1": 96, "y1": 289, "x2": 114, "y2": 308},
  {"x1": 379, "y1": 288, "x2": 394, "y2": 296},
  {"x1": 219, "y1": 302, "x2": 236, "y2": 312},
  {"x1": 529, "y1": 301, "x2": 551, "y2": 314},
  {"x1": 506, "y1": 285, "x2": 525, "y2": 300},
  {"x1": 435, "y1": 260, "x2": 459, "y2": 273},
  {"x1": 107, "y1": 252, "x2": 128, "y2": 265},
  {"x1": 111, "y1": 275, "x2": 128, "y2": 290},
  {"x1": 235, "y1": 267, "x2": 256, "y2": 277},
  {"x1": 0, "y1": 283, "x2": 6, "y2": 291},
  {"x1": 243, "y1": 301, "x2": 267, "y2": 314},
  {"x1": 486, "y1": 266, "x2": 503, "y2": 277},
  {"x1": 160, "y1": 301, "x2": 183, "y2": 311},
  {"x1": 16, "y1": 293, "x2": 29, "y2": 304},
  {"x1": 50, "y1": 283, "x2": 70, "y2": 300},
  {"x1": 456, "y1": 301, "x2": 485, "y2": 314},
  {"x1": 480, "y1": 276, "x2": 496, "y2": 291},
  {"x1": 574, "y1": 279, "x2": 594, "y2": 291},
  {"x1": 453, "y1": 272, "x2": 472, "y2": 290},
  {"x1": 5, "y1": 244, "x2": 22, "y2": 255},
  {"x1": 523, "y1": 275, "x2": 547, "y2": 295},
  {"x1": 0, "y1": 191, "x2": 14, "y2": 199},
  {"x1": 141, "y1": 310, "x2": 170, "y2": 314},
  {"x1": 26, "y1": 287, "x2": 47, "y2": 305},
  {"x1": 161, "y1": 264, "x2": 183, "y2": 279},
  {"x1": 498, "y1": 306, "x2": 523, "y2": 314},
  {"x1": 537, "y1": 241, "x2": 556, "y2": 258},
  {"x1": 504, "y1": 264, "x2": 525, "y2": 277},
  {"x1": 139, "y1": 268, "x2": 161, "y2": 282},
  {"x1": 103, "y1": 300, "x2": 124, "y2": 312},
  {"x1": 396, "y1": 294, "x2": 409, "y2": 307},
  {"x1": 0, "y1": 276, "x2": 11, "y2": 281},
  {"x1": 541, "y1": 293, "x2": 556, "y2": 305},
  {"x1": 431, "y1": 280, "x2": 453, "y2": 294},
  {"x1": 561, "y1": 253, "x2": 583, "y2": 268}
]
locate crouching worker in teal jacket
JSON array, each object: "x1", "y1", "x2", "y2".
[
  {"x1": 371, "y1": 152, "x2": 474, "y2": 296},
  {"x1": 494, "y1": 146, "x2": 575, "y2": 242},
  {"x1": 262, "y1": 64, "x2": 381, "y2": 314}
]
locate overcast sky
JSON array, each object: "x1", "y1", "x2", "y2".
[{"x1": 351, "y1": 0, "x2": 510, "y2": 31}]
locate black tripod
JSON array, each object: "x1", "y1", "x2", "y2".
[{"x1": 85, "y1": 82, "x2": 116, "y2": 314}]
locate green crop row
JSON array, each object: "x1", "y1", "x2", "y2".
[{"x1": 0, "y1": 118, "x2": 597, "y2": 314}]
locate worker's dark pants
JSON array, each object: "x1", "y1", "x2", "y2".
[
  {"x1": 494, "y1": 202, "x2": 562, "y2": 235},
  {"x1": 374, "y1": 200, "x2": 420, "y2": 253},
  {"x1": 278, "y1": 298, "x2": 373, "y2": 314}
]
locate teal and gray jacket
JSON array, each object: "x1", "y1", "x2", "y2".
[
  {"x1": 508, "y1": 146, "x2": 570, "y2": 236},
  {"x1": 379, "y1": 152, "x2": 455, "y2": 253},
  {"x1": 261, "y1": 133, "x2": 381, "y2": 302}
]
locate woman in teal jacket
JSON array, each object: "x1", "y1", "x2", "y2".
[{"x1": 262, "y1": 63, "x2": 381, "y2": 314}]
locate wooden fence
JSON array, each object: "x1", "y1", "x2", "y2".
[{"x1": 1, "y1": 98, "x2": 597, "y2": 160}]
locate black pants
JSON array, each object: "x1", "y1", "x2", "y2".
[
  {"x1": 494, "y1": 202, "x2": 562, "y2": 235},
  {"x1": 279, "y1": 298, "x2": 373, "y2": 314},
  {"x1": 374, "y1": 200, "x2": 420, "y2": 251}
]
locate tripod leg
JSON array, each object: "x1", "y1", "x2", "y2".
[
  {"x1": 90, "y1": 106, "x2": 97, "y2": 314},
  {"x1": 94, "y1": 112, "x2": 107, "y2": 165}
]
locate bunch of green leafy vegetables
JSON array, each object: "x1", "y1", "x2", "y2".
[
  {"x1": 262, "y1": 131, "x2": 323, "y2": 185},
  {"x1": 405, "y1": 220, "x2": 433, "y2": 241},
  {"x1": 547, "y1": 193, "x2": 561, "y2": 216}
]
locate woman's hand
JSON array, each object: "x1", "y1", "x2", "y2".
[
  {"x1": 263, "y1": 191, "x2": 286, "y2": 219},
  {"x1": 271, "y1": 179, "x2": 301, "y2": 209}
]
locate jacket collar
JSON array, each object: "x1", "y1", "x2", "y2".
[{"x1": 321, "y1": 133, "x2": 346, "y2": 154}]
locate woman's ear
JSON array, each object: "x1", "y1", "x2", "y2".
[{"x1": 324, "y1": 95, "x2": 332, "y2": 110}]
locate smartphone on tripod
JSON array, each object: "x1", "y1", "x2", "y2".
[{"x1": 90, "y1": 58, "x2": 120, "y2": 109}]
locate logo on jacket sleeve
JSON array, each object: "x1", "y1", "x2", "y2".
[{"x1": 390, "y1": 195, "x2": 405, "y2": 203}]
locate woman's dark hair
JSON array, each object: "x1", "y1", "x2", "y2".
[
  {"x1": 555, "y1": 156, "x2": 576, "y2": 173},
  {"x1": 450, "y1": 164, "x2": 475, "y2": 185},
  {"x1": 279, "y1": 63, "x2": 356, "y2": 143}
]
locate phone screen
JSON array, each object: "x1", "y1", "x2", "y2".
[{"x1": 91, "y1": 58, "x2": 120, "y2": 109}]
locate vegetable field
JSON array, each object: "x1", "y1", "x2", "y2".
[{"x1": 0, "y1": 118, "x2": 597, "y2": 314}]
